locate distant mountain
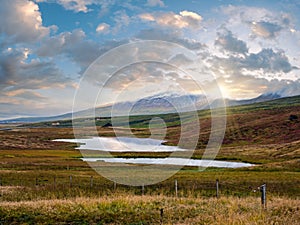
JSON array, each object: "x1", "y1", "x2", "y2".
[
  {"x1": 129, "y1": 93, "x2": 206, "y2": 115},
  {"x1": 0, "y1": 113, "x2": 73, "y2": 124},
  {"x1": 226, "y1": 93, "x2": 282, "y2": 107},
  {"x1": 0, "y1": 92, "x2": 284, "y2": 124}
]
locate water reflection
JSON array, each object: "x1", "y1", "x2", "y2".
[
  {"x1": 54, "y1": 137, "x2": 184, "y2": 152},
  {"x1": 82, "y1": 157, "x2": 253, "y2": 168},
  {"x1": 54, "y1": 137, "x2": 253, "y2": 168}
]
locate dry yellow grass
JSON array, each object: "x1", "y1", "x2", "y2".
[{"x1": 0, "y1": 195, "x2": 299, "y2": 224}]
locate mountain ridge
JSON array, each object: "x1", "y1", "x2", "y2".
[{"x1": 0, "y1": 92, "x2": 291, "y2": 124}]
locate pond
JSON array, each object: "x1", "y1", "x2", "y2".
[
  {"x1": 81, "y1": 157, "x2": 253, "y2": 168},
  {"x1": 54, "y1": 137, "x2": 253, "y2": 168},
  {"x1": 54, "y1": 136, "x2": 184, "y2": 152}
]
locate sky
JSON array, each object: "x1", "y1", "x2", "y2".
[{"x1": 0, "y1": 0, "x2": 300, "y2": 119}]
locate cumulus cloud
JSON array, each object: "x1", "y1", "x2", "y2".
[
  {"x1": 37, "y1": 27, "x2": 206, "y2": 76},
  {"x1": 0, "y1": 43, "x2": 75, "y2": 118},
  {"x1": 56, "y1": 0, "x2": 92, "y2": 12},
  {"x1": 146, "y1": 0, "x2": 164, "y2": 7},
  {"x1": 96, "y1": 23, "x2": 110, "y2": 34},
  {"x1": 242, "y1": 49, "x2": 296, "y2": 73},
  {"x1": 215, "y1": 29, "x2": 248, "y2": 54},
  {"x1": 136, "y1": 29, "x2": 206, "y2": 50},
  {"x1": 0, "y1": 0, "x2": 51, "y2": 43},
  {"x1": 36, "y1": 29, "x2": 86, "y2": 56},
  {"x1": 220, "y1": 5, "x2": 292, "y2": 40},
  {"x1": 0, "y1": 47, "x2": 71, "y2": 92},
  {"x1": 211, "y1": 47, "x2": 297, "y2": 83},
  {"x1": 0, "y1": 48, "x2": 57, "y2": 88},
  {"x1": 251, "y1": 21, "x2": 283, "y2": 39},
  {"x1": 36, "y1": 29, "x2": 103, "y2": 70},
  {"x1": 139, "y1": 10, "x2": 202, "y2": 29}
]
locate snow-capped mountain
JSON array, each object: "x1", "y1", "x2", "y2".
[{"x1": 0, "y1": 92, "x2": 284, "y2": 123}]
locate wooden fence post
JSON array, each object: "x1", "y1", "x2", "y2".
[
  {"x1": 160, "y1": 208, "x2": 164, "y2": 224},
  {"x1": 90, "y1": 176, "x2": 93, "y2": 188},
  {"x1": 260, "y1": 183, "x2": 266, "y2": 209},
  {"x1": 142, "y1": 184, "x2": 145, "y2": 195},
  {"x1": 53, "y1": 176, "x2": 56, "y2": 189},
  {"x1": 114, "y1": 181, "x2": 117, "y2": 191},
  {"x1": 175, "y1": 179, "x2": 178, "y2": 197},
  {"x1": 69, "y1": 175, "x2": 72, "y2": 188},
  {"x1": 216, "y1": 179, "x2": 219, "y2": 198}
]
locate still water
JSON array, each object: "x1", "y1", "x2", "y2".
[{"x1": 54, "y1": 137, "x2": 253, "y2": 168}]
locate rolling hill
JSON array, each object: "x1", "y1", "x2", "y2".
[
  {"x1": 10, "y1": 95, "x2": 299, "y2": 150},
  {"x1": 0, "y1": 92, "x2": 286, "y2": 124}
]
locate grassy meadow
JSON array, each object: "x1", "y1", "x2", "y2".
[{"x1": 0, "y1": 96, "x2": 299, "y2": 224}]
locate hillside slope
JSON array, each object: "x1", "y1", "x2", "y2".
[{"x1": 8, "y1": 95, "x2": 298, "y2": 150}]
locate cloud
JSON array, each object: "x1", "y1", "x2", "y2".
[
  {"x1": 57, "y1": 0, "x2": 92, "y2": 12},
  {"x1": 136, "y1": 29, "x2": 206, "y2": 50},
  {"x1": 0, "y1": 0, "x2": 51, "y2": 43},
  {"x1": 112, "y1": 10, "x2": 131, "y2": 33},
  {"x1": 0, "y1": 94, "x2": 73, "y2": 119},
  {"x1": 211, "y1": 47, "x2": 297, "y2": 84},
  {"x1": 220, "y1": 5, "x2": 273, "y2": 24},
  {"x1": 96, "y1": 23, "x2": 110, "y2": 34},
  {"x1": 180, "y1": 11, "x2": 202, "y2": 21},
  {"x1": 275, "y1": 79, "x2": 300, "y2": 97},
  {"x1": 36, "y1": 26, "x2": 207, "y2": 76},
  {"x1": 36, "y1": 29, "x2": 86, "y2": 56},
  {"x1": 36, "y1": 0, "x2": 93, "y2": 13},
  {"x1": 168, "y1": 54, "x2": 193, "y2": 66},
  {"x1": 251, "y1": 21, "x2": 283, "y2": 39},
  {"x1": 242, "y1": 49, "x2": 296, "y2": 73},
  {"x1": 216, "y1": 74, "x2": 300, "y2": 100},
  {"x1": 95, "y1": 61, "x2": 201, "y2": 102},
  {"x1": 36, "y1": 0, "x2": 117, "y2": 14},
  {"x1": 215, "y1": 29, "x2": 248, "y2": 54},
  {"x1": 36, "y1": 29, "x2": 103, "y2": 70},
  {"x1": 146, "y1": 0, "x2": 164, "y2": 7},
  {"x1": 139, "y1": 13, "x2": 155, "y2": 21},
  {"x1": 0, "y1": 44, "x2": 75, "y2": 118},
  {"x1": 1, "y1": 1, "x2": 299, "y2": 119},
  {"x1": 220, "y1": 5, "x2": 294, "y2": 40},
  {"x1": 139, "y1": 10, "x2": 202, "y2": 29},
  {"x1": 0, "y1": 47, "x2": 71, "y2": 92},
  {"x1": 4, "y1": 89, "x2": 47, "y2": 100}
]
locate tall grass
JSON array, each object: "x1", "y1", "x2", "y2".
[{"x1": 0, "y1": 195, "x2": 299, "y2": 224}]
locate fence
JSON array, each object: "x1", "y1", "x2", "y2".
[{"x1": 0, "y1": 175, "x2": 267, "y2": 209}]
